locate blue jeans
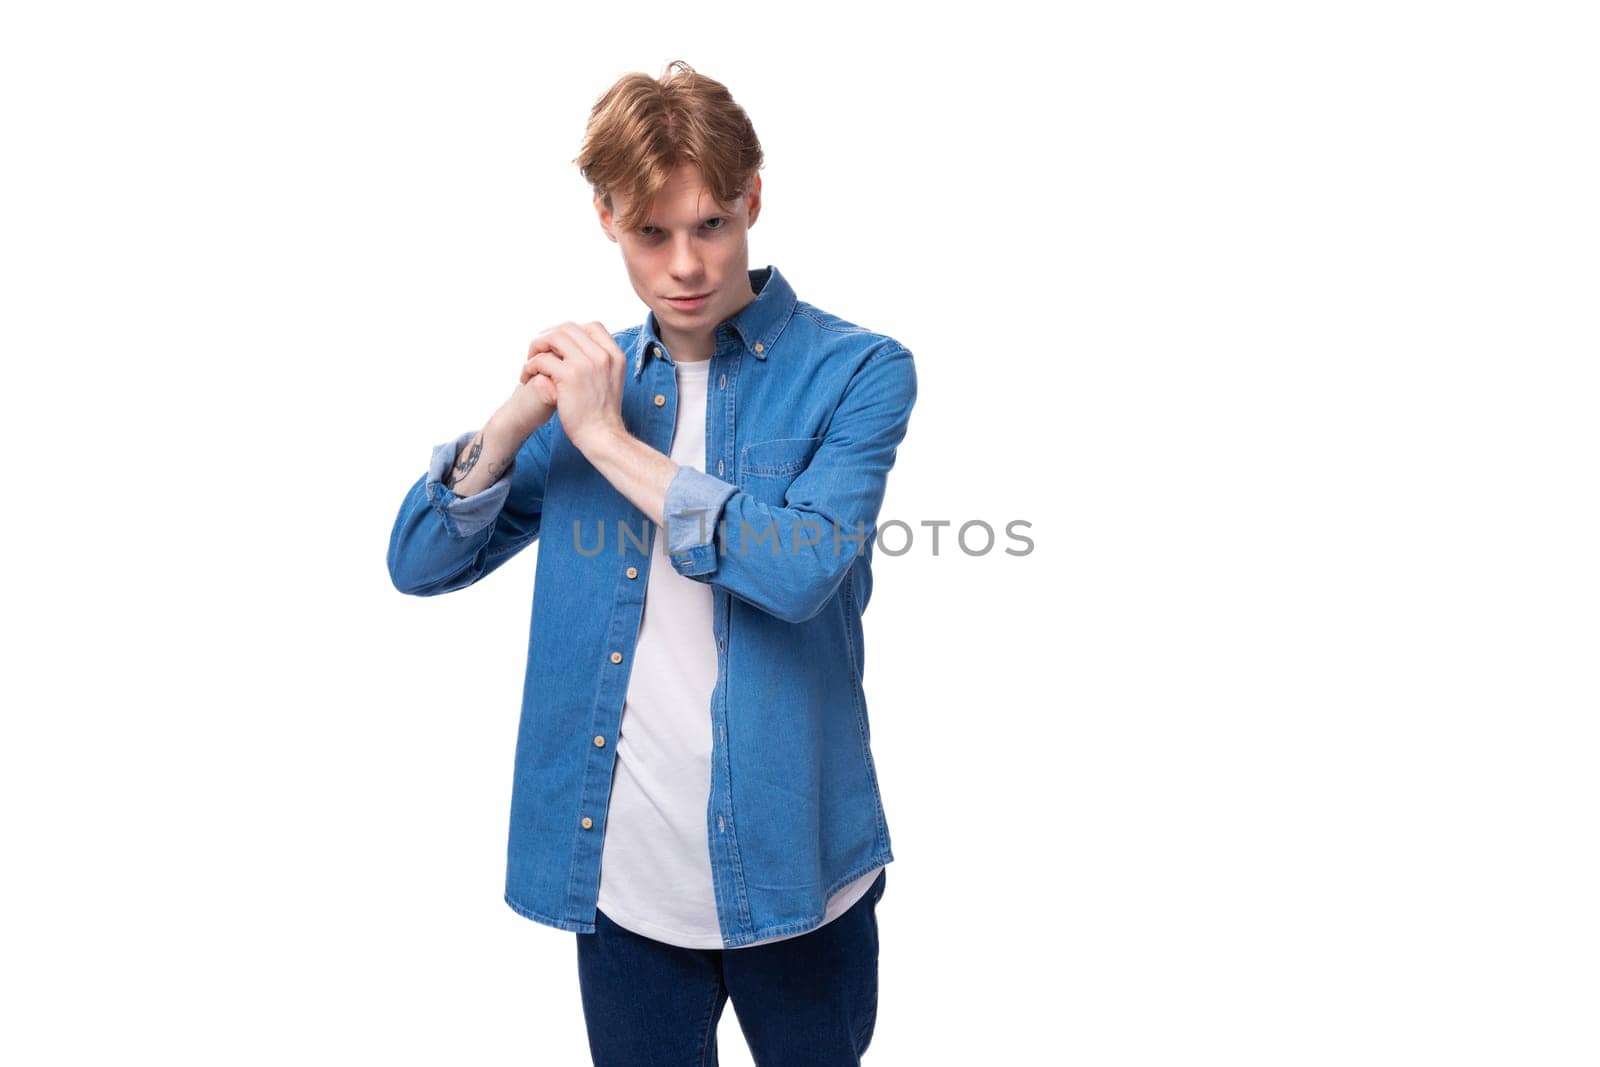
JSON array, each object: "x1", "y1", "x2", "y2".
[{"x1": 576, "y1": 867, "x2": 887, "y2": 1066}]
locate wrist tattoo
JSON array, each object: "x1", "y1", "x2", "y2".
[{"x1": 447, "y1": 434, "x2": 484, "y2": 489}]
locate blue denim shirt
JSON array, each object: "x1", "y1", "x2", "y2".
[{"x1": 387, "y1": 265, "x2": 917, "y2": 947}]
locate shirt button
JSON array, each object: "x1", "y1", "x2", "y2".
[
  {"x1": 717, "y1": 459, "x2": 724, "y2": 475},
  {"x1": 753, "y1": 342, "x2": 764, "y2": 353},
  {"x1": 653, "y1": 394, "x2": 666, "y2": 407},
  {"x1": 718, "y1": 373, "x2": 726, "y2": 389},
  {"x1": 610, "y1": 651, "x2": 623, "y2": 664},
  {"x1": 581, "y1": 816, "x2": 593, "y2": 829},
  {"x1": 626, "y1": 566, "x2": 638, "y2": 579},
  {"x1": 593, "y1": 735, "x2": 606, "y2": 747}
]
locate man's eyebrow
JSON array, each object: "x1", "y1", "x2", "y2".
[{"x1": 641, "y1": 212, "x2": 730, "y2": 228}]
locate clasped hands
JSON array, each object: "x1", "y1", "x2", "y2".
[{"x1": 510, "y1": 321, "x2": 630, "y2": 454}]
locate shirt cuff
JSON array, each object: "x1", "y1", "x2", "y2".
[
  {"x1": 423, "y1": 430, "x2": 516, "y2": 539},
  {"x1": 663, "y1": 464, "x2": 738, "y2": 577}
]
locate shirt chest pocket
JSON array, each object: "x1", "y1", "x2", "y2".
[{"x1": 739, "y1": 435, "x2": 822, "y2": 505}]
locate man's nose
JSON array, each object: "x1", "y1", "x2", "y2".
[{"x1": 669, "y1": 235, "x2": 703, "y2": 279}]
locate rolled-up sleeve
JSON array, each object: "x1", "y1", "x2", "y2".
[
  {"x1": 424, "y1": 429, "x2": 517, "y2": 539},
  {"x1": 663, "y1": 465, "x2": 739, "y2": 577},
  {"x1": 388, "y1": 418, "x2": 557, "y2": 597},
  {"x1": 660, "y1": 344, "x2": 917, "y2": 623}
]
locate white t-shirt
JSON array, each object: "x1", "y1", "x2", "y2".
[{"x1": 595, "y1": 355, "x2": 882, "y2": 949}]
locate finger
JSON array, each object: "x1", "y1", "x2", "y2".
[
  {"x1": 548, "y1": 321, "x2": 613, "y2": 368},
  {"x1": 580, "y1": 321, "x2": 626, "y2": 365},
  {"x1": 522, "y1": 324, "x2": 584, "y2": 372},
  {"x1": 579, "y1": 322, "x2": 627, "y2": 370},
  {"x1": 579, "y1": 321, "x2": 613, "y2": 350},
  {"x1": 526, "y1": 328, "x2": 570, "y2": 361},
  {"x1": 525, "y1": 352, "x2": 566, "y2": 382},
  {"x1": 520, "y1": 353, "x2": 560, "y2": 383}
]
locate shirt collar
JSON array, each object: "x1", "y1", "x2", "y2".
[{"x1": 632, "y1": 264, "x2": 797, "y2": 380}]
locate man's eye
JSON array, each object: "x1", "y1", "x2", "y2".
[{"x1": 704, "y1": 218, "x2": 725, "y2": 230}]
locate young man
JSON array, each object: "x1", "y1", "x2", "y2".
[{"x1": 387, "y1": 61, "x2": 916, "y2": 1064}]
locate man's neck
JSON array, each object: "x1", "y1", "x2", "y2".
[{"x1": 660, "y1": 328, "x2": 714, "y2": 364}]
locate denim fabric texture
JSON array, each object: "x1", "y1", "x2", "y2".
[{"x1": 387, "y1": 265, "x2": 916, "y2": 947}]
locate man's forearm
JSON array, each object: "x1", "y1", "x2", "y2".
[
  {"x1": 445, "y1": 408, "x2": 526, "y2": 497},
  {"x1": 578, "y1": 426, "x2": 677, "y2": 529}
]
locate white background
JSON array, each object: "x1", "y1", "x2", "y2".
[{"x1": 4, "y1": 1, "x2": 1596, "y2": 1064}]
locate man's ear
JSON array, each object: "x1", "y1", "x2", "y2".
[
  {"x1": 594, "y1": 193, "x2": 617, "y2": 242},
  {"x1": 746, "y1": 174, "x2": 762, "y2": 228}
]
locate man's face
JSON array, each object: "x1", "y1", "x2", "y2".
[{"x1": 597, "y1": 162, "x2": 762, "y2": 358}]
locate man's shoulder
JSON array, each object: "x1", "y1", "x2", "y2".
[
  {"x1": 792, "y1": 300, "x2": 885, "y2": 341},
  {"x1": 789, "y1": 300, "x2": 909, "y2": 360}
]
